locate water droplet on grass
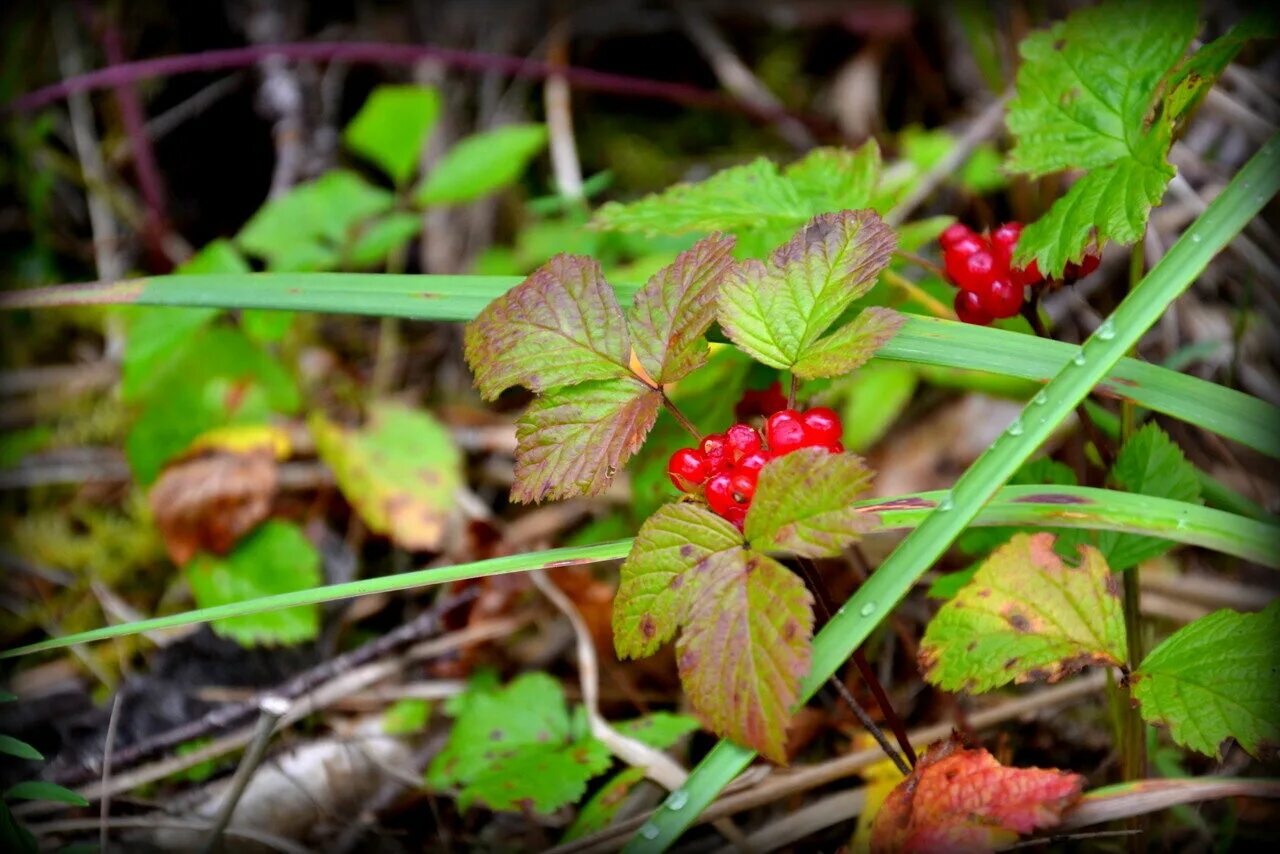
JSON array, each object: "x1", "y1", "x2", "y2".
[
  {"x1": 1007, "y1": 419, "x2": 1024, "y2": 436},
  {"x1": 859, "y1": 602, "x2": 877, "y2": 617},
  {"x1": 1191, "y1": 234, "x2": 1202, "y2": 243},
  {"x1": 1097, "y1": 320, "x2": 1115, "y2": 341},
  {"x1": 938, "y1": 493, "x2": 954, "y2": 511},
  {"x1": 667, "y1": 791, "x2": 688, "y2": 811},
  {"x1": 640, "y1": 823, "x2": 660, "y2": 840},
  {"x1": 1033, "y1": 391, "x2": 1048, "y2": 406},
  {"x1": 1073, "y1": 350, "x2": 1087, "y2": 366}
]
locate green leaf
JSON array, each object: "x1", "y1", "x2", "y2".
[
  {"x1": 4, "y1": 781, "x2": 89, "y2": 806},
  {"x1": 614, "y1": 712, "x2": 701, "y2": 749},
  {"x1": 0, "y1": 800, "x2": 37, "y2": 854},
  {"x1": 919, "y1": 533, "x2": 1127, "y2": 693},
  {"x1": 425, "y1": 673, "x2": 612, "y2": 813},
  {"x1": 513, "y1": 377, "x2": 661, "y2": 504},
  {"x1": 347, "y1": 212, "x2": 422, "y2": 268},
  {"x1": 677, "y1": 549, "x2": 812, "y2": 764},
  {"x1": 563, "y1": 767, "x2": 646, "y2": 842},
  {"x1": 0, "y1": 735, "x2": 41, "y2": 761},
  {"x1": 1166, "y1": 16, "x2": 1277, "y2": 124},
  {"x1": 613, "y1": 503, "x2": 742, "y2": 660},
  {"x1": 1132, "y1": 601, "x2": 1280, "y2": 759},
  {"x1": 464, "y1": 254, "x2": 632, "y2": 400},
  {"x1": 186, "y1": 520, "x2": 322, "y2": 646},
  {"x1": 625, "y1": 234, "x2": 737, "y2": 384},
  {"x1": 791, "y1": 306, "x2": 904, "y2": 380},
  {"x1": 782, "y1": 142, "x2": 881, "y2": 213},
  {"x1": 416, "y1": 124, "x2": 548, "y2": 206},
  {"x1": 745, "y1": 448, "x2": 878, "y2": 557},
  {"x1": 835, "y1": 362, "x2": 918, "y2": 452},
  {"x1": 717, "y1": 210, "x2": 896, "y2": 370},
  {"x1": 1006, "y1": 0, "x2": 1200, "y2": 275},
  {"x1": 382, "y1": 698, "x2": 431, "y2": 735},
  {"x1": 310, "y1": 402, "x2": 462, "y2": 549},
  {"x1": 343, "y1": 84, "x2": 440, "y2": 185}
]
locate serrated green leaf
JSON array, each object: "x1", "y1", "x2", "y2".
[
  {"x1": 1006, "y1": 0, "x2": 1200, "y2": 274},
  {"x1": 717, "y1": 210, "x2": 896, "y2": 370},
  {"x1": 347, "y1": 212, "x2": 422, "y2": 268},
  {"x1": 614, "y1": 712, "x2": 701, "y2": 749},
  {"x1": 343, "y1": 84, "x2": 441, "y2": 185},
  {"x1": 562, "y1": 766, "x2": 646, "y2": 842},
  {"x1": 919, "y1": 533, "x2": 1127, "y2": 693},
  {"x1": 1133, "y1": 601, "x2": 1280, "y2": 759},
  {"x1": 382, "y1": 698, "x2": 431, "y2": 735},
  {"x1": 0, "y1": 735, "x2": 41, "y2": 761},
  {"x1": 625, "y1": 234, "x2": 736, "y2": 384},
  {"x1": 1167, "y1": 16, "x2": 1277, "y2": 124},
  {"x1": 426, "y1": 673, "x2": 611, "y2": 814},
  {"x1": 186, "y1": 520, "x2": 321, "y2": 646},
  {"x1": 791, "y1": 306, "x2": 904, "y2": 380},
  {"x1": 513, "y1": 378, "x2": 661, "y2": 504},
  {"x1": 782, "y1": 142, "x2": 881, "y2": 212},
  {"x1": 310, "y1": 402, "x2": 462, "y2": 549},
  {"x1": 677, "y1": 549, "x2": 812, "y2": 763},
  {"x1": 613, "y1": 502, "x2": 743, "y2": 659},
  {"x1": 464, "y1": 254, "x2": 632, "y2": 399},
  {"x1": 4, "y1": 781, "x2": 89, "y2": 806},
  {"x1": 745, "y1": 448, "x2": 878, "y2": 557},
  {"x1": 416, "y1": 124, "x2": 547, "y2": 206}
]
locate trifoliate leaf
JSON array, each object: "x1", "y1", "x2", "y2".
[
  {"x1": 1132, "y1": 601, "x2": 1280, "y2": 759},
  {"x1": 416, "y1": 124, "x2": 548, "y2": 206},
  {"x1": 343, "y1": 84, "x2": 441, "y2": 186},
  {"x1": 676, "y1": 549, "x2": 812, "y2": 764},
  {"x1": 625, "y1": 233, "x2": 737, "y2": 384},
  {"x1": 791, "y1": 306, "x2": 904, "y2": 380},
  {"x1": 186, "y1": 520, "x2": 322, "y2": 646},
  {"x1": 425, "y1": 673, "x2": 611, "y2": 814},
  {"x1": 310, "y1": 403, "x2": 463, "y2": 549},
  {"x1": 717, "y1": 210, "x2": 896, "y2": 370},
  {"x1": 613, "y1": 502, "x2": 743, "y2": 659},
  {"x1": 464, "y1": 254, "x2": 632, "y2": 400},
  {"x1": 871, "y1": 738, "x2": 1084, "y2": 853},
  {"x1": 512, "y1": 377, "x2": 661, "y2": 503},
  {"x1": 745, "y1": 447, "x2": 878, "y2": 557},
  {"x1": 919, "y1": 533, "x2": 1127, "y2": 693},
  {"x1": 1006, "y1": 0, "x2": 1200, "y2": 275}
]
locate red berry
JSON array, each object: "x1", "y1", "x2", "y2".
[
  {"x1": 725, "y1": 423, "x2": 762, "y2": 461},
  {"x1": 947, "y1": 235, "x2": 985, "y2": 259},
  {"x1": 765, "y1": 410, "x2": 807, "y2": 454},
  {"x1": 721, "y1": 503, "x2": 748, "y2": 529},
  {"x1": 801, "y1": 407, "x2": 842, "y2": 445},
  {"x1": 1013, "y1": 259, "x2": 1043, "y2": 287},
  {"x1": 757, "y1": 382, "x2": 787, "y2": 417},
  {"x1": 705, "y1": 472, "x2": 736, "y2": 516},
  {"x1": 954, "y1": 290, "x2": 993, "y2": 326},
  {"x1": 700, "y1": 433, "x2": 730, "y2": 473},
  {"x1": 729, "y1": 470, "x2": 758, "y2": 503},
  {"x1": 980, "y1": 278, "x2": 1024, "y2": 318},
  {"x1": 1062, "y1": 253, "x2": 1100, "y2": 283},
  {"x1": 820, "y1": 441, "x2": 844, "y2": 454},
  {"x1": 734, "y1": 381, "x2": 788, "y2": 420},
  {"x1": 947, "y1": 247, "x2": 997, "y2": 292},
  {"x1": 667, "y1": 448, "x2": 710, "y2": 492},
  {"x1": 737, "y1": 450, "x2": 772, "y2": 474},
  {"x1": 940, "y1": 223, "x2": 975, "y2": 249}
]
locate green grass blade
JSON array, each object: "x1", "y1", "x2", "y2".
[
  {"x1": 5, "y1": 487, "x2": 1272, "y2": 660},
  {"x1": 627, "y1": 134, "x2": 1280, "y2": 852},
  {"x1": 3, "y1": 281, "x2": 1276, "y2": 457}
]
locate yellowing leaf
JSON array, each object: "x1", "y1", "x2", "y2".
[
  {"x1": 791, "y1": 306, "x2": 904, "y2": 381},
  {"x1": 310, "y1": 403, "x2": 462, "y2": 550},
  {"x1": 745, "y1": 448, "x2": 878, "y2": 557},
  {"x1": 918, "y1": 533, "x2": 1126, "y2": 693}
]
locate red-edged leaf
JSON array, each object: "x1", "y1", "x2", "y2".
[
  {"x1": 464, "y1": 254, "x2": 631, "y2": 400},
  {"x1": 871, "y1": 737, "x2": 1085, "y2": 853},
  {"x1": 512, "y1": 377, "x2": 661, "y2": 503},
  {"x1": 626, "y1": 234, "x2": 737, "y2": 384},
  {"x1": 676, "y1": 550, "x2": 812, "y2": 764},
  {"x1": 791, "y1": 306, "x2": 905, "y2": 380},
  {"x1": 745, "y1": 447, "x2": 877, "y2": 557}
]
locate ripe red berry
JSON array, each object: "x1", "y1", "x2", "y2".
[
  {"x1": 947, "y1": 247, "x2": 997, "y2": 292},
  {"x1": 704, "y1": 472, "x2": 736, "y2": 516},
  {"x1": 720, "y1": 503, "x2": 748, "y2": 528},
  {"x1": 734, "y1": 381, "x2": 788, "y2": 420},
  {"x1": 980, "y1": 278, "x2": 1024, "y2": 318},
  {"x1": 729, "y1": 470, "x2": 758, "y2": 503},
  {"x1": 737, "y1": 450, "x2": 772, "y2": 474},
  {"x1": 1013, "y1": 258, "x2": 1043, "y2": 287},
  {"x1": 947, "y1": 234, "x2": 985, "y2": 259},
  {"x1": 766, "y1": 410, "x2": 807, "y2": 454},
  {"x1": 940, "y1": 223, "x2": 975, "y2": 249},
  {"x1": 820, "y1": 441, "x2": 844, "y2": 454},
  {"x1": 725, "y1": 423, "x2": 762, "y2": 460},
  {"x1": 1062, "y1": 253, "x2": 1101, "y2": 283},
  {"x1": 700, "y1": 433, "x2": 730, "y2": 473},
  {"x1": 954, "y1": 290, "x2": 993, "y2": 326},
  {"x1": 667, "y1": 448, "x2": 710, "y2": 492},
  {"x1": 801, "y1": 407, "x2": 842, "y2": 445}
]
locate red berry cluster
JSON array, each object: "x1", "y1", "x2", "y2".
[
  {"x1": 667, "y1": 408, "x2": 844, "y2": 528},
  {"x1": 939, "y1": 222, "x2": 1043, "y2": 326},
  {"x1": 734, "y1": 381, "x2": 788, "y2": 420}
]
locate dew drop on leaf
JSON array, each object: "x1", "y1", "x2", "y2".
[
  {"x1": 938, "y1": 493, "x2": 954, "y2": 512},
  {"x1": 1072, "y1": 350, "x2": 1087, "y2": 366},
  {"x1": 666, "y1": 790, "x2": 688, "y2": 810},
  {"x1": 1190, "y1": 234, "x2": 1202, "y2": 243},
  {"x1": 859, "y1": 602, "x2": 877, "y2": 617},
  {"x1": 640, "y1": 823, "x2": 661, "y2": 840},
  {"x1": 1007, "y1": 419, "x2": 1024, "y2": 437},
  {"x1": 1032, "y1": 391, "x2": 1048, "y2": 406},
  {"x1": 1096, "y1": 320, "x2": 1115, "y2": 341}
]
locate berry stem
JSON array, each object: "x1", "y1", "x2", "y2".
[
  {"x1": 660, "y1": 391, "x2": 701, "y2": 441},
  {"x1": 787, "y1": 373, "x2": 799, "y2": 410},
  {"x1": 881, "y1": 268, "x2": 955, "y2": 319},
  {"x1": 893, "y1": 249, "x2": 947, "y2": 281}
]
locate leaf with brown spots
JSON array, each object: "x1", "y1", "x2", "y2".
[
  {"x1": 745, "y1": 447, "x2": 877, "y2": 557},
  {"x1": 918, "y1": 533, "x2": 1126, "y2": 693},
  {"x1": 513, "y1": 377, "x2": 661, "y2": 503},
  {"x1": 464, "y1": 253, "x2": 632, "y2": 400},
  {"x1": 871, "y1": 736, "x2": 1085, "y2": 853},
  {"x1": 149, "y1": 425, "x2": 289, "y2": 565},
  {"x1": 310, "y1": 402, "x2": 462, "y2": 550}
]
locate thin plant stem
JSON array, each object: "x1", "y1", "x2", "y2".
[
  {"x1": 893, "y1": 249, "x2": 947, "y2": 280},
  {"x1": 198, "y1": 696, "x2": 289, "y2": 854},
  {"x1": 881, "y1": 268, "x2": 954, "y2": 319},
  {"x1": 660, "y1": 392, "x2": 701, "y2": 441},
  {"x1": 787, "y1": 373, "x2": 799, "y2": 409}
]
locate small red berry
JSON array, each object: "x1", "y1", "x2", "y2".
[
  {"x1": 766, "y1": 410, "x2": 807, "y2": 454},
  {"x1": 704, "y1": 472, "x2": 736, "y2": 516},
  {"x1": 947, "y1": 247, "x2": 997, "y2": 292},
  {"x1": 700, "y1": 433, "x2": 730, "y2": 473},
  {"x1": 721, "y1": 503, "x2": 748, "y2": 529},
  {"x1": 980, "y1": 278, "x2": 1025, "y2": 318},
  {"x1": 729, "y1": 470, "x2": 758, "y2": 503},
  {"x1": 1013, "y1": 258, "x2": 1043, "y2": 287},
  {"x1": 725, "y1": 423, "x2": 762, "y2": 460},
  {"x1": 734, "y1": 381, "x2": 788, "y2": 420},
  {"x1": 801, "y1": 407, "x2": 842, "y2": 445},
  {"x1": 737, "y1": 450, "x2": 772, "y2": 474},
  {"x1": 667, "y1": 448, "x2": 710, "y2": 492},
  {"x1": 946, "y1": 234, "x2": 985, "y2": 259},
  {"x1": 820, "y1": 441, "x2": 844, "y2": 454},
  {"x1": 940, "y1": 223, "x2": 975, "y2": 249},
  {"x1": 954, "y1": 290, "x2": 993, "y2": 326},
  {"x1": 1062, "y1": 253, "x2": 1101, "y2": 283}
]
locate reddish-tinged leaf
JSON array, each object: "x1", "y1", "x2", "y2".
[
  {"x1": 791, "y1": 306, "x2": 905, "y2": 380},
  {"x1": 613, "y1": 503, "x2": 742, "y2": 659},
  {"x1": 871, "y1": 738, "x2": 1085, "y2": 853},
  {"x1": 717, "y1": 210, "x2": 896, "y2": 370},
  {"x1": 513, "y1": 378, "x2": 661, "y2": 503},
  {"x1": 918, "y1": 533, "x2": 1126, "y2": 693},
  {"x1": 745, "y1": 447, "x2": 877, "y2": 557},
  {"x1": 626, "y1": 233, "x2": 737, "y2": 384},
  {"x1": 464, "y1": 254, "x2": 631, "y2": 400}
]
